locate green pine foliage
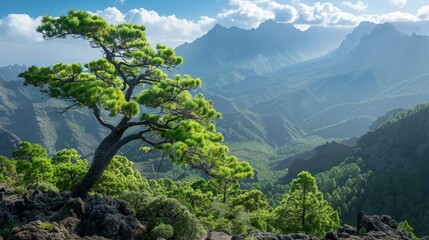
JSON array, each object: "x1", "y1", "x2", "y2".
[
  {"x1": 399, "y1": 220, "x2": 419, "y2": 240},
  {"x1": 19, "y1": 10, "x2": 254, "y2": 198},
  {"x1": 273, "y1": 171, "x2": 340, "y2": 236}
]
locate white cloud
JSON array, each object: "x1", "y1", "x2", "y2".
[
  {"x1": 369, "y1": 11, "x2": 416, "y2": 23},
  {"x1": 217, "y1": 0, "x2": 275, "y2": 28},
  {"x1": 95, "y1": 7, "x2": 125, "y2": 25},
  {"x1": 417, "y1": 5, "x2": 429, "y2": 20},
  {"x1": 0, "y1": 14, "x2": 43, "y2": 42},
  {"x1": 267, "y1": 2, "x2": 298, "y2": 23},
  {"x1": 391, "y1": 0, "x2": 407, "y2": 7},
  {"x1": 295, "y1": 2, "x2": 361, "y2": 26},
  {"x1": 126, "y1": 8, "x2": 216, "y2": 47},
  {"x1": 341, "y1": 1, "x2": 368, "y2": 12},
  {"x1": 216, "y1": 0, "x2": 297, "y2": 28}
]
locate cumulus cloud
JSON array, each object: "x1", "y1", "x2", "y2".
[
  {"x1": 95, "y1": 7, "x2": 125, "y2": 24},
  {"x1": 217, "y1": 0, "x2": 297, "y2": 28},
  {"x1": 126, "y1": 8, "x2": 216, "y2": 47},
  {"x1": 295, "y1": 2, "x2": 361, "y2": 26},
  {"x1": 267, "y1": 2, "x2": 298, "y2": 23},
  {"x1": 341, "y1": 1, "x2": 368, "y2": 12},
  {"x1": 0, "y1": 14, "x2": 43, "y2": 42},
  {"x1": 217, "y1": 0, "x2": 275, "y2": 28},
  {"x1": 94, "y1": 7, "x2": 216, "y2": 47},
  {"x1": 391, "y1": 0, "x2": 407, "y2": 7},
  {"x1": 417, "y1": 5, "x2": 429, "y2": 20}
]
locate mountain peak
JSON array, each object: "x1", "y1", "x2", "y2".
[
  {"x1": 257, "y1": 19, "x2": 297, "y2": 32},
  {"x1": 370, "y1": 22, "x2": 401, "y2": 36}
]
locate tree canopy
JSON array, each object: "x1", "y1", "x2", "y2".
[
  {"x1": 273, "y1": 171, "x2": 340, "y2": 236},
  {"x1": 19, "y1": 10, "x2": 253, "y2": 197}
]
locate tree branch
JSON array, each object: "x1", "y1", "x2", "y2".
[
  {"x1": 56, "y1": 103, "x2": 80, "y2": 114},
  {"x1": 92, "y1": 107, "x2": 115, "y2": 130}
]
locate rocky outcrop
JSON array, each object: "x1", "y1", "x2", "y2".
[
  {"x1": 208, "y1": 212, "x2": 413, "y2": 240},
  {"x1": 0, "y1": 190, "x2": 145, "y2": 240}
]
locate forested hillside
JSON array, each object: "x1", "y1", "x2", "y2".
[{"x1": 316, "y1": 105, "x2": 429, "y2": 235}]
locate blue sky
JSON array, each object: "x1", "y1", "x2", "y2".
[{"x1": 2, "y1": 0, "x2": 429, "y2": 66}]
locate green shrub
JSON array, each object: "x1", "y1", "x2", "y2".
[
  {"x1": 151, "y1": 223, "x2": 174, "y2": 239},
  {"x1": 0, "y1": 221, "x2": 22, "y2": 238},
  {"x1": 29, "y1": 181, "x2": 59, "y2": 192},
  {"x1": 38, "y1": 221, "x2": 55, "y2": 231},
  {"x1": 141, "y1": 196, "x2": 206, "y2": 240}
]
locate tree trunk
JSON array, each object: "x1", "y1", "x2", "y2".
[
  {"x1": 301, "y1": 186, "x2": 307, "y2": 230},
  {"x1": 71, "y1": 130, "x2": 124, "y2": 198}
]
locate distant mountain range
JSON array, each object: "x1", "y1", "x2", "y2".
[
  {"x1": 173, "y1": 20, "x2": 429, "y2": 153},
  {"x1": 2, "y1": 19, "x2": 429, "y2": 177}
]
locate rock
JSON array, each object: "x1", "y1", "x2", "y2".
[
  {"x1": 356, "y1": 212, "x2": 414, "y2": 240},
  {"x1": 388, "y1": 220, "x2": 398, "y2": 229},
  {"x1": 0, "y1": 203, "x2": 15, "y2": 228},
  {"x1": 133, "y1": 221, "x2": 146, "y2": 239},
  {"x1": 338, "y1": 224, "x2": 357, "y2": 235},
  {"x1": 337, "y1": 232, "x2": 349, "y2": 238},
  {"x1": 82, "y1": 196, "x2": 138, "y2": 240},
  {"x1": 58, "y1": 217, "x2": 81, "y2": 233},
  {"x1": 206, "y1": 231, "x2": 232, "y2": 240},
  {"x1": 324, "y1": 231, "x2": 339, "y2": 240},
  {"x1": 232, "y1": 232, "x2": 311, "y2": 240},
  {"x1": 8, "y1": 220, "x2": 70, "y2": 240},
  {"x1": 1, "y1": 190, "x2": 144, "y2": 240},
  {"x1": 50, "y1": 197, "x2": 85, "y2": 222}
]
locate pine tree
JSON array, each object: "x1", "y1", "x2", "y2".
[
  {"x1": 19, "y1": 10, "x2": 253, "y2": 197},
  {"x1": 273, "y1": 171, "x2": 340, "y2": 236}
]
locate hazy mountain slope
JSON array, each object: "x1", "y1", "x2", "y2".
[
  {"x1": 0, "y1": 77, "x2": 106, "y2": 156},
  {"x1": 230, "y1": 22, "x2": 429, "y2": 140},
  {"x1": 175, "y1": 20, "x2": 351, "y2": 84},
  {"x1": 0, "y1": 64, "x2": 27, "y2": 81}
]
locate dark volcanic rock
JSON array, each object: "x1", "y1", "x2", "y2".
[
  {"x1": 208, "y1": 213, "x2": 413, "y2": 240},
  {"x1": 1, "y1": 191, "x2": 144, "y2": 240},
  {"x1": 232, "y1": 232, "x2": 312, "y2": 240}
]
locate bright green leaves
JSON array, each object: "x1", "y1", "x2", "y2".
[
  {"x1": 399, "y1": 220, "x2": 419, "y2": 240},
  {"x1": 92, "y1": 155, "x2": 147, "y2": 196},
  {"x1": 272, "y1": 171, "x2": 340, "y2": 236},
  {"x1": 0, "y1": 156, "x2": 18, "y2": 185},
  {"x1": 12, "y1": 142, "x2": 47, "y2": 162},
  {"x1": 20, "y1": 61, "x2": 140, "y2": 118},
  {"x1": 136, "y1": 75, "x2": 217, "y2": 127},
  {"x1": 38, "y1": 10, "x2": 110, "y2": 40}
]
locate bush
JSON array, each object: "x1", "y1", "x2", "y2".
[
  {"x1": 151, "y1": 223, "x2": 174, "y2": 239},
  {"x1": 141, "y1": 196, "x2": 206, "y2": 240},
  {"x1": 29, "y1": 181, "x2": 59, "y2": 192}
]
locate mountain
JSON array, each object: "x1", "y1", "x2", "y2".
[
  {"x1": 315, "y1": 105, "x2": 429, "y2": 235},
  {"x1": 0, "y1": 76, "x2": 106, "y2": 156},
  {"x1": 0, "y1": 64, "x2": 27, "y2": 81},
  {"x1": 276, "y1": 141, "x2": 352, "y2": 183},
  {"x1": 332, "y1": 21, "x2": 377, "y2": 56},
  {"x1": 175, "y1": 20, "x2": 351, "y2": 85},
  {"x1": 211, "y1": 22, "x2": 429, "y2": 141}
]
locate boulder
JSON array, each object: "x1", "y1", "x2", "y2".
[{"x1": 1, "y1": 190, "x2": 144, "y2": 240}]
